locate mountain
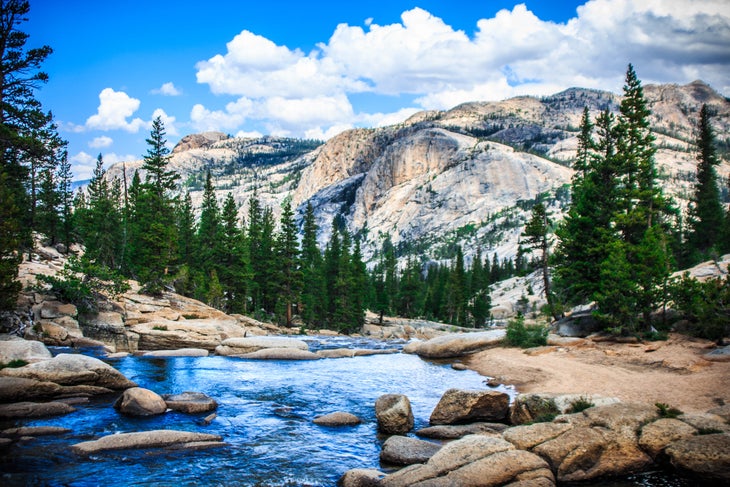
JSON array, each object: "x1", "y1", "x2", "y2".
[{"x1": 105, "y1": 81, "x2": 730, "y2": 265}]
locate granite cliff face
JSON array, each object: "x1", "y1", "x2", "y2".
[{"x1": 105, "y1": 81, "x2": 730, "y2": 264}]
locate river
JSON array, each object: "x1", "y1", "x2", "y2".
[{"x1": 0, "y1": 337, "x2": 694, "y2": 486}]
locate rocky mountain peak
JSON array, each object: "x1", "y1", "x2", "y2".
[{"x1": 172, "y1": 132, "x2": 229, "y2": 153}]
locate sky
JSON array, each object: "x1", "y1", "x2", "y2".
[{"x1": 24, "y1": 0, "x2": 730, "y2": 180}]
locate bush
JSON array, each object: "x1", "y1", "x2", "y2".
[
  {"x1": 505, "y1": 314, "x2": 549, "y2": 348},
  {"x1": 668, "y1": 274, "x2": 729, "y2": 343},
  {"x1": 0, "y1": 359, "x2": 28, "y2": 370},
  {"x1": 655, "y1": 402, "x2": 683, "y2": 419},
  {"x1": 567, "y1": 396, "x2": 595, "y2": 413}
]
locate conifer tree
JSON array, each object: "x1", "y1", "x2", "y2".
[
  {"x1": 687, "y1": 104, "x2": 724, "y2": 261},
  {"x1": 274, "y1": 199, "x2": 302, "y2": 326},
  {"x1": 196, "y1": 170, "x2": 220, "y2": 286},
  {"x1": 132, "y1": 118, "x2": 178, "y2": 293},
  {"x1": 218, "y1": 193, "x2": 250, "y2": 313},
  {"x1": 57, "y1": 150, "x2": 73, "y2": 249},
  {"x1": 300, "y1": 202, "x2": 326, "y2": 326},
  {"x1": 522, "y1": 202, "x2": 559, "y2": 319},
  {"x1": 446, "y1": 246, "x2": 467, "y2": 326}
]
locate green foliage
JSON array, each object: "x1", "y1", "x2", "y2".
[
  {"x1": 504, "y1": 315, "x2": 549, "y2": 348},
  {"x1": 567, "y1": 396, "x2": 595, "y2": 414},
  {"x1": 36, "y1": 256, "x2": 130, "y2": 312},
  {"x1": 152, "y1": 325, "x2": 168, "y2": 331},
  {"x1": 655, "y1": 402, "x2": 683, "y2": 419},
  {"x1": 0, "y1": 359, "x2": 28, "y2": 370},
  {"x1": 527, "y1": 398, "x2": 560, "y2": 424},
  {"x1": 668, "y1": 274, "x2": 730, "y2": 342}
]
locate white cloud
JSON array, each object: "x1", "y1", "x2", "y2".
[
  {"x1": 85, "y1": 88, "x2": 146, "y2": 132},
  {"x1": 235, "y1": 129, "x2": 264, "y2": 139},
  {"x1": 150, "y1": 108, "x2": 179, "y2": 136},
  {"x1": 192, "y1": 0, "x2": 730, "y2": 137},
  {"x1": 70, "y1": 151, "x2": 138, "y2": 180},
  {"x1": 88, "y1": 136, "x2": 113, "y2": 148},
  {"x1": 151, "y1": 82, "x2": 182, "y2": 96}
]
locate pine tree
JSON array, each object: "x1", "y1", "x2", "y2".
[
  {"x1": 0, "y1": 167, "x2": 22, "y2": 310},
  {"x1": 446, "y1": 246, "x2": 467, "y2": 326},
  {"x1": 522, "y1": 202, "x2": 560, "y2": 319},
  {"x1": 300, "y1": 202, "x2": 326, "y2": 326},
  {"x1": 687, "y1": 104, "x2": 724, "y2": 261},
  {"x1": 196, "y1": 170, "x2": 220, "y2": 285},
  {"x1": 57, "y1": 150, "x2": 73, "y2": 250},
  {"x1": 218, "y1": 192, "x2": 250, "y2": 313},
  {"x1": 274, "y1": 199, "x2": 302, "y2": 326},
  {"x1": 35, "y1": 166, "x2": 59, "y2": 243},
  {"x1": 132, "y1": 118, "x2": 178, "y2": 293}
]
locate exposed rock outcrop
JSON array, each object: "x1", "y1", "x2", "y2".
[
  {"x1": 215, "y1": 336, "x2": 309, "y2": 356},
  {"x1": 405, "y1": 330, "x2": 506, "y2": 358},
  {"x1": 379, "y1": 435, "x2": 441, "y2": 466},
  {"x1": 0, "y1": 401, "x2": 76, "y2": 418},
  {"x1": 0, "y1": 336, "x2": 52, "y2": 363}
]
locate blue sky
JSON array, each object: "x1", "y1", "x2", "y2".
[{"x1": 26, "y1": 0, "x2": 730, "y2": 180}]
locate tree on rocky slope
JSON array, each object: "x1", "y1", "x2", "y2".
[
  {"x1": 687, "y1": 104, "x2": 724, "y2": 262},
  {"x1": 521, "y1": 202, "x2": 559, "y2": 320}
]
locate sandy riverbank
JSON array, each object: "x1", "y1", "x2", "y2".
[{"x1": 464, "y1": 333, "x2": 730, "y2": 413}]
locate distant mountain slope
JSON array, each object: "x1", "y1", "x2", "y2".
[{"x1": 104, "y1": 81, "x2": 730, "y2": 265}]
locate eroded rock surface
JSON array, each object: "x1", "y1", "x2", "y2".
[
  {"x1": 71, "y1": 430, "x2": 224, "y2": 455},
  {"x1": 430, "y1": 389, "x2": 510, "y2": 424},
  {"x1": 375, "y1": 394, "x2": 414, "y2": 435}
]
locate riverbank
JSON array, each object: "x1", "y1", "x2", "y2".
[{"x1": 464, "y1": 333, "x2": 730, "y2": 413}]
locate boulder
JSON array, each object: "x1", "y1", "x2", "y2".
[
  {"x1": 375, "y1": 394, "x2": 414, "y2": 435},
  {"x1": 407, "y1": 330, "x2": 506, "y2": 358},
  {"x1": 313, "y1": 411, "x2": 361, "y2": 426},
  {"x1": 0, "y1": 337, "x2": 52, "y2": 364},
  {"x1": 708, "y1": 404, "x2": 730, "y2": 423},
  {"x1": 162, "y1": 391, "x2": 218, "y2": 414},
  {"x1": 380, "y1": 435, "x2": 441, "y2": 466},
  {"x1": 142, "y1": 348, "x2": 209, "y2": 357},
  {"x1": 237, "y1": 348, "x2": 320, "y2": 360},
  {"x1": 1, "y1": 426, "x2": 71, "y2": 436},
  {"x1": 665, "y1": 433, "x2": 730, "y2": 480},
  {"x1": 430, "y1": 389, "x2": 510, "y2": 425},
  {"x1": 217, "y1": 336, "x2": 309, "y2": 354},
  {"x1": 71, "y1": 429, "x2": 223, "y2": 455},
  {"x1": 0, "y1": 353, "x2": 136, "y2": 389},
  {"x1": 338, "y1": 468, "x2": 385, "y2": 487},
  {"x1": 416, "y1": 422, "x2": 508, "y2": 440},
  {"x1": 39, "y1": 301, "x2": 77, "y2": 319},
  {"x1": 705, "y1": 345, "x2": 730, "y2": 362},
  {"x1": 0, "y1": 401, "x2": 76, "y2": 418},
  {"x1": 131, "y1": 318, "x2": 245, "y2": 351},
  {"x1": 316, "y1": 348, "x2": 356, "y2": 358},
  {"x1": 0, "y1": 376, "x2": 62, "y2": 402},
  {"x1": 39, "y1": 321, "x2": 69, "y2": 342},
  {"x1": 379, "y1": 435, "x2": 554, "y2": 487},
  {"x1": 503, "y1": 422, "x2": 574, "y2": 450},
  {"x1": 638, "y1": 418, "x2": 697, "y2": 458},
  {"x1": 114, "y1": 387, "x2": 167, "y2": 416},
  {"x1": 676, "y1": 412, "x2": 730, "y2": 433},
  {"x1": 510, "y1": 393, "x2": 620, "y2": 425}
]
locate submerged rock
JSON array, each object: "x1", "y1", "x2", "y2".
[
  {"x1": 313, "y1": 411, "x2": 361, "y2": 426},
  {"x1": 163, "y1": 391, "x2": 217, "y2": 414},
  {"x1": 71, "y1": 430, "x2": 223, "y2": 455},
  {"x1": 375, "y1": 394, "x2": 414, "y2": 435}
]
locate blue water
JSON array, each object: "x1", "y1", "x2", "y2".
[
  {"x1": 0, "y1": 338, "x2": 694, "y2": 486},
  {"x1": 0, "y1": 340, "x2": 496, "y2": 486}
]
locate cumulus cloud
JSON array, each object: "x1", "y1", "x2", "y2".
[
  {"x1": 150, "y1": 108, "x2": 179, "y2": 136},
  {"x1": 151, "y1": 82, "x2": 182, "y2": 96},
  {"x1": 193, "y1": 0, "x2": 730, "y2": 136},
  {"x1": 70, "y1": 150, "x2": 137, "y2": 180},
  {"x1": 88, "y1": 136, "x2": 113, "y2": 148},
  {"x1": 85, "y1": 88, "x2": 147, "y2": 132}
]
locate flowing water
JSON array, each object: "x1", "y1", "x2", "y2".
[{"x1": 0, "y1": 337, "x2": 694, "y2": 486}]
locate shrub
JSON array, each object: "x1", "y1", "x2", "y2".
[
  {"x1": 655, "y1": 402, "x2": 683, "y2": 419},
  {"x1": 668, "y1": 274, "x2": 729, "y2": 343},
  {"x1": 505, "y1": 314, "x2": 549, "y2": 348},
  {"x1": 152, "y1": 325, "x2": 168, "y2": 331},
  {"x1": 0, "y1": 359, "x2": 28, "y2": 370},
  {"x1": 567, "y1": 396, "x2": 595, "y2": 413}
]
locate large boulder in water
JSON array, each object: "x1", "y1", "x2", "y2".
[
  {"x1": 430, "y1": 389, "x2": 510, "y2": 425},
  {"x1": 114, "y1": 387, "x2": 167, "y2": 416},
  {"x1": 0, "y1": 353, "x2": 136, "y2": 389},
  {"x1": 375, "y1": 394, "x2": 414, "y2": 435},
  {"x1": 406, "y1": 330, "x2": 506, "y2": 358},
  {"x1": 0, "y1": 400, "x2": 76, "y2": 418},
  {"x1": 215, "y1": 336, "x2": 309, "y2": 356},
  {"x1": 162, "y1": 391, "x2": 217, "y2": 414},
  {"x1": 71, "y1": 429, "x2": 224, "y2": 455},
  {"x1": 313, "y1": 411, "x2": 361, "y2": 426},
  {"x1": 0, "y1": 336, "x2": 52, "y2": 364},
  {"x1": 237, "y1": 347, "x2": 320, "y2": 360}
]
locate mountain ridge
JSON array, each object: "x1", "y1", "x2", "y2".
[{"x1": 104, "y1": 80, "x2": 730, "y2": 265}]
